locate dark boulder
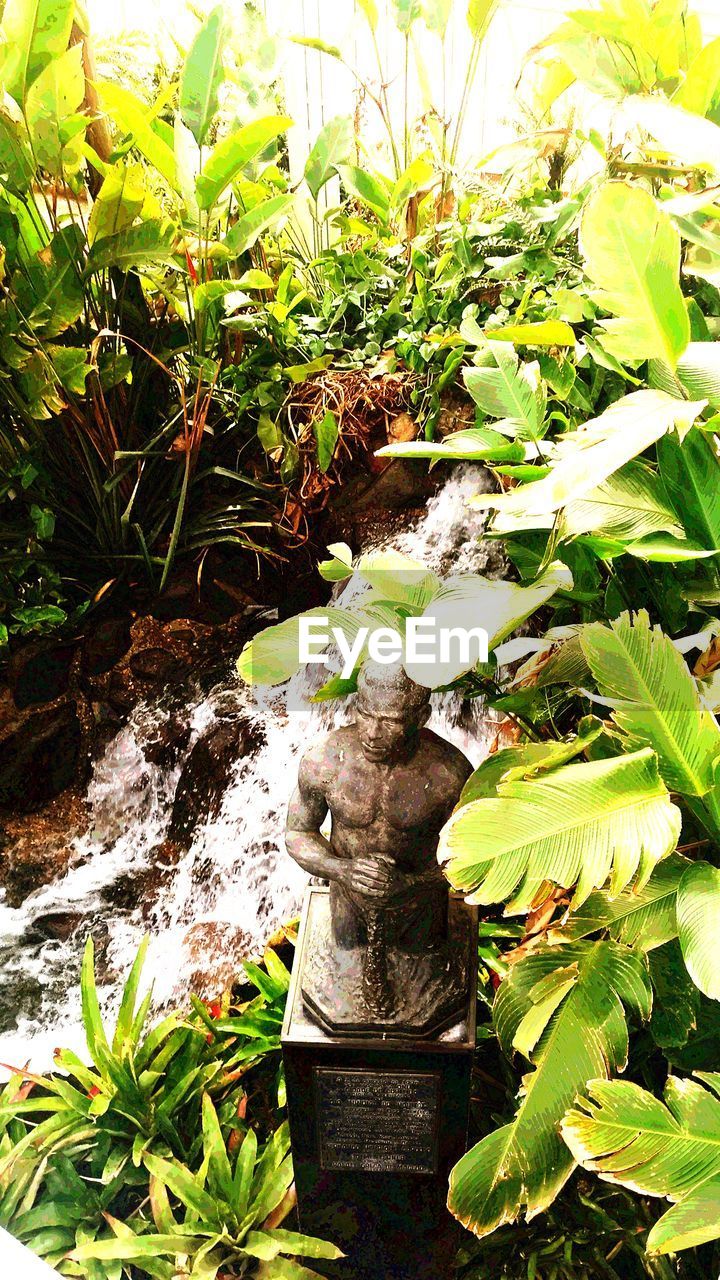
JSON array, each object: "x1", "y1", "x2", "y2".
[
  {"x1": 81, "y1": 616, "x2": 132, "y2": 677},
  {"x1": 169, "y1": 715, "x2": 265, "y2": 847},
  {"x1": 0, "y1": 702, "x2": 83, "y2": 813},
  {"x1": 9, "y1": 639, "x2": 77, "y2": 709}
]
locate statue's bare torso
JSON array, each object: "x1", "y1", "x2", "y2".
[{"x1": 294, "y1": 724, "x2": 471, "y2": 875}]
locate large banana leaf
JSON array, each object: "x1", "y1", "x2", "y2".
[
  {"x1": 580, "y1": 181, "x2": 690, "y2": 368},
  {"x1": 563, "y1": 1073, "x2": 720, "y2": 1254},
  {"x1": 471, "y1": 391, "x2": 706, "y2": 519},
  {"x1": 677, "y1": 861, "x2": 720, "y2": 1000},
  {"x1": 179, "y1": 6, "x2": 226, "y2": 147},
  {"x1": 0, "y1": 0, "x2": 74, "y2": 105},
  {"x1": 439, "y1": 748, "x2": 680, "y2": 912},
  {"x1": 405, "y1": 561, "x2": 572, "y2": 687},
  {"x1": 196, "y1": 117, "x2": 291, "y2": 210},
  {"x1": 657, "y1": 428, "x2": 720, "y2": 550},
  {"x1": 561, "y1": 461, "x2": 684, "y2": 541},
  {"x1": 551, "y1": 852, "x2": 689, "y2": 950},
  {"x1": 463, "y1": 343, "x2": 547, "y2": 440},
  {"x1": 448, "y1": 941, "x2": 651, "y2": 1239},
  {"x1": 580, "y1": 610, "x2": 720, "y2": 797}
]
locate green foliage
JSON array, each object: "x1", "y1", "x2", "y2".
[
  {"x1": 564, "y1": 1074, "x2": 720, "y2": 1254},
  {"x1": 0, "y1": 936, "x2": 335, "y2": 1278}
]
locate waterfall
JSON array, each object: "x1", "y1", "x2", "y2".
[{"x1": 0, "y1": 467, "x2": 500, "y2": 1070}]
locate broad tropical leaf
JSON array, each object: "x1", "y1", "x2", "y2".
[
  {"x1": 580, "y1": 610, "x2": 720, "y2": 796},
  {"x1": 100, "y1": 82, "x2": 179, "y2": 190},
  {"x1": 237, "y1": 606, "x2": 363, "y2": 685},
  {"x1": 88, "y1": 164, "x2": 146, "y2": 247},
  {"x1": 563, "y1": 1073, "x2": 720, "y2": 1254},
  {"x1": 376, "y1": 426, "x2": 525, "y2": 463},
  {"x1": 196, "y1": 116, "x2": 291, "y2": 209},
  {"x1": 86, "y1": 220, "x2": 179, "y2": 272},
  {"x1": 657, "y1": 428, "x2": 720, "y2": 550},
  {"x1": 304, "y1": 115, "x2": 354, "y2": 201},
  {"x1": 580, "y1": 182, "x2": 690, "y2": 368},
  {"x1": 464, "y1": 343, "x2": 547, "y2": 440},
  {"x1": 458, "y1": 721, "x2": 603, "y2": 807},
  {"x1": 551, "y1": 853, "x2": 689, "y2": 950},
  {"x1": 467, "y1": 0, "x2": 501, "y2": 40},
  {"x1": 623, "y1": 94, "x2": 720, "y2": 175},
  {"x1": 449, "y1": 941, "x2": 651, "y2": 1238},
  {"x1": 25, "y1": 42, "x2": 85, "y2": 177},
  {"x1": 562, "y1": 461, "x2": 684, "y2": 541},
  {"x1": 180, "y1": 6, "x2": 226, "y2": 147},
  {"x1": 225, "y1": 193, "x2": 295, "y2": 255},
  {"x1": 405, "y1": 562, "x2": 572, "y2": 687},
  {"x1": 472, "y1": 391, "x2": 706, "y2": 519},
  {"x1": 677, "y1": 861, "x2": 720, "y2": 1000},
  {"x1": 439, "y1": 748, "x2": 680, "y2": 912},
  {"x1": 651, "y1": 342, "x2": 720, "y2": 408},
  {"x1": 336, "y1": 164, "x2": 390, "y2": 223},
  {"x1": 0, "y1": 0, "x2": 74, "y2": 104}
]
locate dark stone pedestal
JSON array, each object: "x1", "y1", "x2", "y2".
[{"x1": 282, "y1": 887, "x2": 477, "y2": 1280}]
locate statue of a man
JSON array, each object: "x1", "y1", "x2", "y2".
[{"x1": 286, "y1": 661, "x2": 472, "y2": 1030}]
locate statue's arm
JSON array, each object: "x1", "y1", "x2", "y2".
[{"x1": 285, "y1": 755, "x2": 346, "y2": 883}]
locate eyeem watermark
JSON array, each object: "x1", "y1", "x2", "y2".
[{"x1": 299, "y1": 616, "x2": 488, "y2": 680}]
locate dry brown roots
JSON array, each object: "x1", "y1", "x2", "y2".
[{"x1": 279, "y1": 368, "x2": 417, "y2": 533}]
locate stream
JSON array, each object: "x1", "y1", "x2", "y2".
[{"x1": 0, "y1": 468, "x2": 500, "y2": 1070}]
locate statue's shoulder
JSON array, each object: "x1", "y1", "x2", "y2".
[
  {"x1": 299, "y1": 724, "x2": 356, "y2": 784},
  {"x1": 419, "y1": 728, "x2": 473, "y2": 783}
]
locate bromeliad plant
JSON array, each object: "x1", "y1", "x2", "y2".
[{"x1": 0, "y1": 934, "x2": 339, "y2": 1278}]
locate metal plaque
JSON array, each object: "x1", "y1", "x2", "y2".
[{"x1": 315, "y1": 1067, "x2": 440, "y2": 1174}]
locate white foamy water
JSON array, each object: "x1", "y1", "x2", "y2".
[{"x1": 0, "y1": 468, "x2": 500, "y2": 1071}]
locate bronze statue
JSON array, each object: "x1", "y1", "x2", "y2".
[{"x1": 286, "y1": 660, "x2": 473, "y2": 1036}]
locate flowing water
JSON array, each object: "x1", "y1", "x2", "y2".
[{"x1": 0, "y1": 468, "x2": 501, "y2": 1070}]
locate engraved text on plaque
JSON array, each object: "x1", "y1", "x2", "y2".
[{"x1": 315, "y1": 1067, "x2": 440, "y2": 1173}]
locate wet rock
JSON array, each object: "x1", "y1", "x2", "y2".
[
  {"x1": 0, "y1": 961, "x2": 43, "y2": 1036},
  {"x1": 128, "y1": 647, "x2": 185, "y2": 682},
  {"x1": 0, "y1": 788, "x2": 87, "y2": 905},
  {"x1": 100, "y1": 840, "x2": 183, "y2": 918},
  {"x1": 169, "y1": 716, "x2": 265, "y2": 848},
  {"x1": 142, "y1": 714, "x2": 192, "y2": 768},
  {"x1": 181, "y1": 921, "x2": 254, "y2": 998},
  {"x1": 81, "y1": 616, "x2": 132, "y2": 677},
  {"x1": 30, "y1": 912, "x2": 84, "y2": 943},
  {"x1": 9, "y1": 639, "x2": 77, "y2": 709},
  {"x1": 0, "y1": 701, "x2": 82, "y2": 813},
  {"x1": 386, "y1": 411, "x2": 418, "y2": 444}
]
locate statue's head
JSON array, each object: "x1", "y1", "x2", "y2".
[{"x1": 354, "y1": 660, "x2": 431, "y2": 763}]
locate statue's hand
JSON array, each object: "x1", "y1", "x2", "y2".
[{"x1": 344, "y1": 855, "x2": 396, "y2": 900}]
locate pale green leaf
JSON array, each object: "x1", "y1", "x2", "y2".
[
  {"x1": 376, "y1": 427, "x2": 525, "y2": 463},
  {"x1": 677, "y1": 861, "x2": 720, "y2": 1000},
  {"x1": 180, "y1": 6, "x2": 225, "y2": 146},
  {"x1": 472, "y1": 391, "x2": 706, "y2": 519},
  {"x1": 225, "y1": 193, "x2": 295, "y2": 255},
  {"x1": 439, "y1": 748, "x2": 680, "y2": 912},
  {"x1": 449, "y1": 941, "x2": 651, "y2": 1238},
  {"x1": 550, "y1": 853, "x2": 689, "y2": 950},
  {"x1": 467, "y1": 0, "x2": 501, "y2": 40},
  {"x1": 488, "y1": 320, "x2": 575, "y2": 347},
  {"x1": 305, "y1": 115, "x2": 353, "y2": 201},
  {"x1": 99, "y1": 82, "x2": 179, "y2": 190},
  {"x1": 464, "y1": 343, "x2": 546, "y2": 440},
  {"x1": 580, "y1": 181, "x2": 690, "y2": 368},
  {"x1": 391, "y1": 155, "x2": 434, "y2": 209},
  {"x1": 86, "y1": 219, "x2": 179, "y2": 272},
  {"x1": 563, "y1": 1074, "x2": 720, "y2": 1254},
  {"x1": 88, "y1": 164, "x2": 146, "y2": 247},
  {"x1": 25, "y1": 43, "x2": 85, "y2": 177},
  {"x1": 673, "y1": 37, "x2": 720, "y2": 118},
  {"x1": 580, "y1": 610, "x2": 720, "y2": 796},
  {"x1": 196, "y1": 116, "x2": 291, "y2": 209},
  {"x1": 337, "y1": 164, "x2": 390, "y2": 223},
  {"x1": 0, "y1": 0, "x2": 74, "y2": 104}
]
